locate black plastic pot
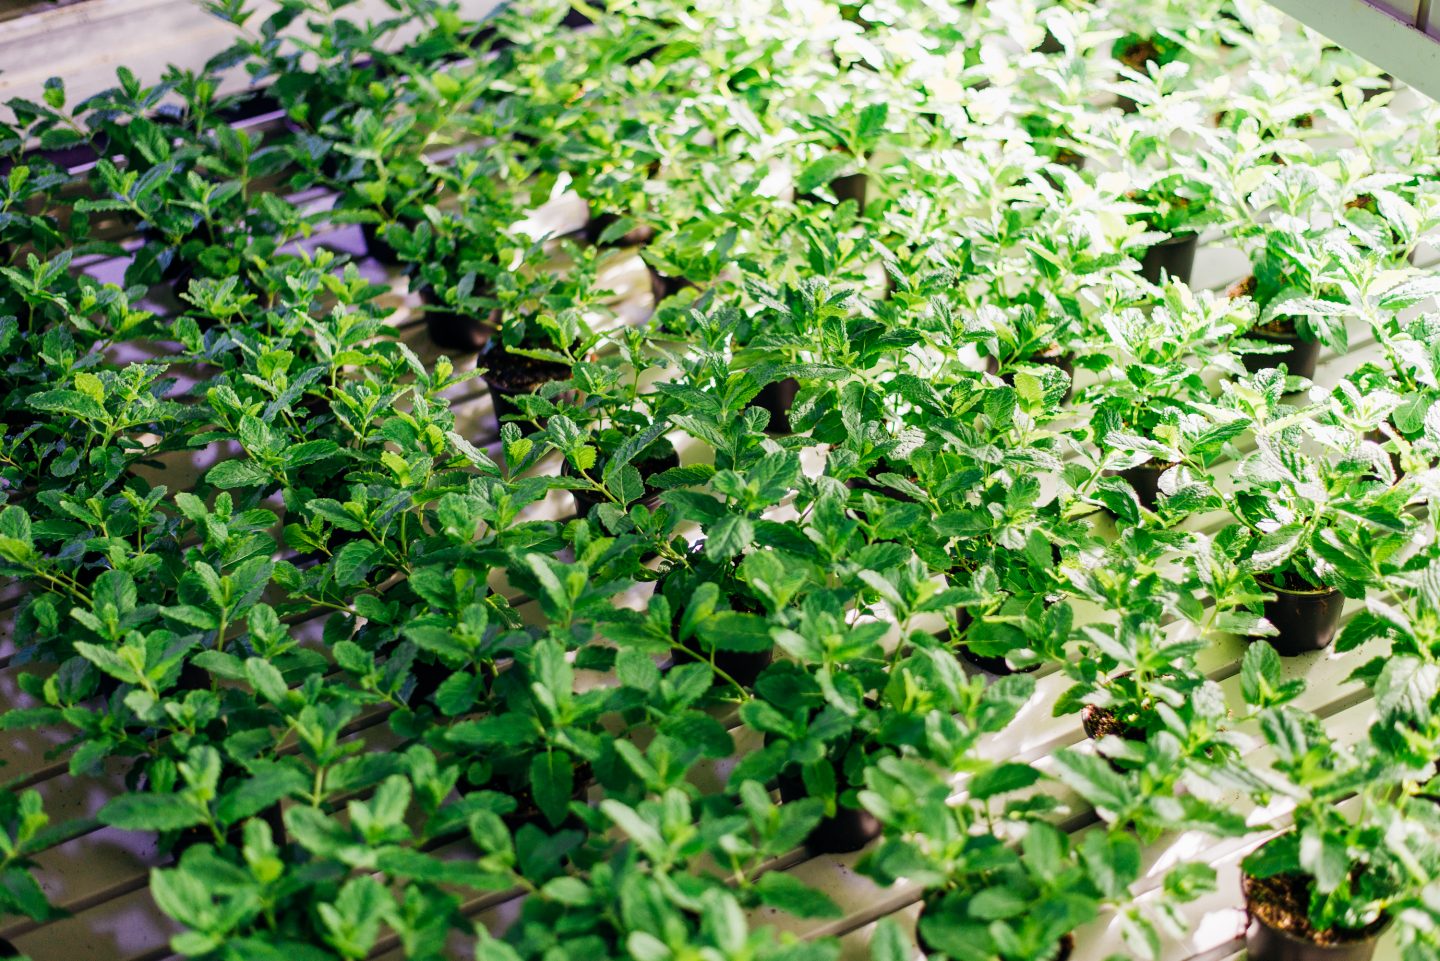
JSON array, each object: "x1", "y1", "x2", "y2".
[
  {"x1": 480, "y1": 341, "x2": 573, "y2": 431},
  {"x1": 649, "y1": 269, "x2": 697, "y2": 304},
  {"x1": 1242, "y1": 321, "x2": 1321, "y2": 381},
  {"x1": 671, "y1": 642, "x2": 773, "y2": 689},
  {"x1": 958, "y1": 645, "x2": 1040, "y2": 676},
  {"x1": 799, "y1": 172, "x2": 868, "y2": 212},
  {"x1": 777, "y1": 771, "x2": 881, "y2": 854},
  {"x1": 584, "y1": 210, "x2": 656, "y2": 248},
  {"x1": 1256, "y1": 576, "x2": 1345, "y2": 657},
  {"x1": 755, "y1": 378, "x2": 801, "y2": 434},
  {"x1": 1243, "y1": 873, "x2": 1385, "y2": 961},
  {"x1": 1114, "y1": 39, "x2": 1161, "y2": 114},
  {"x1": 408, "y1": 656, "x2": 455, "y2": 705},
  {"x1": 950, "y1": 607, "x2": 1036, "y2": 676},
  {"x1": 159, "y1": 251, "x2": 195, "y2": 292},
  {"x1": 1139, "y1": 232, "x2": 1198, "y2": 285},
  {"x1": 175, "y1": 660, "x2": 213, "y2": 694},
  {"x1": 983, "y1": 349, "x2": 1074, "y2": 403},
  {"x1": 425, "y1": 307, "x2": 489, "y2": 354},
  {"x1": 361, "y1": 221, "x2": 404, "y2": 266},
  {"x1": 1107, "y1": 461, "x2": 1174, "y2": 511},
  {"x1": 420, "y1": 289, "x2": 495, "y2": 354},
  {"x1": 831, "y1": 172, "x2": 868, "y2": 211}
]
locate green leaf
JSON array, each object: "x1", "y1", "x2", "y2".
[
  {"x1": 283, "y1": 440, "x2": 341, "y2": 468},
  {"x1": 207, "y1": 459, "x2": 272, "y2": 489},
  {"x1": 245, "y1": 658, "x2": 290, "y2": 705},
  {"x1": 796, "y1": 153, "x2": 854, "y2": 195},
  {"x1": 333, "y1": 541, "x2": 381, "y2": 586},
  {"x1": 617, "y1": 649, "x2": 662, "y2": 689},
  {"x1": 28, "y1": 389, "x2": 107, "y2": 421},
  {"x1": 754, "y1": 872, "x2": 842, "y2": 919},
  {"x1": 74, "y1": 641, "x2": 141, "y2": 685},
  {"x1": 970, "y1": 762, "x2": 1042, "y2": 800},
  {"x1": 150, "y1": 865, "x2": 216, "y2": 927},
  {"x1": 216, "y1": 765, "x2": 308, "y2": 825},
  {"x1": 697, "y1": 611, "x2": 773, "y2": 652},
  {"x1": 706, "y1": 514, "x2": 755, "y2": 558},
  {"x1": 449, "y1": 713, "x2": 539, "y2": 748},
  {"x1": 1051, "y1": 749, "x2": 1130, "y2": 815},
  {"x1": 1375, "y1": 655, "x2": 1440, "y2": 722},
  {"x1": 869, "y1": 918, "x2": 910, "y2": 961},
  {"x1": 530, "y1": 752, "x2": 574, "y2": 828},
  {"x1": 600, "y1": 799, "x2": 665, "y2": 859},
  {"x1": 100, "y1": 793, "x2": 206, "y2": 831}
]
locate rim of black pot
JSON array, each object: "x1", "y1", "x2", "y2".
[
  {"x1": 1242, "y1": 872, "x2": 1389, "y2": 950},
  {"x1": 1254, "y1": 572, "x2": 1339, "y2": 598}
]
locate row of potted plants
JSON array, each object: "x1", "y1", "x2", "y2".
[{"x1": 3, "y1": 0, "x2": 1440, "y2": 959}]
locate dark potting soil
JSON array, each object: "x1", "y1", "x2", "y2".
[
  {"x1": 1255, "y1": 315, "x2": 1299, "y2": 338},
  {"x1": 1081, "y1": 704, "x2": 1147, "y2": 742},
  {"x1": 1119, "y1": 38, "x2": 1160, "y2": 71},
  {"x1": 1244, "y1": 873, "x2": 1385, "y2": 947},
  {"x1": 483, "y1": 343, "x2": 572, "y2": 395}
]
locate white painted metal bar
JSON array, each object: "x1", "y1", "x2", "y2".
[{"x1": 1266, "y1": 0, "x2": 1440, "y2": 100}]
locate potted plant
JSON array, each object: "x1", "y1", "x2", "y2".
[
  {"x1": 1078, "y1": 285, "x2": 1252, "y2": 513},
  {"x1": 1234, "y1": 691, "x2": 1440, "y2": 961},
  {"x1": 1125, "y1": 163, "x2": 1217, "y2": 286},
  {"x1": 794, "y1": 102, "x2": 890, "y2": 214},
  {"x1": 969, "y1": 302, "x2": 1078, "y2": 402},
  {"x1": 1228, "y1": 428, "x2": 1413, "y2": 655},
  {"x1": 733, "y1": 658, "x2": 889, "y2": 854}
]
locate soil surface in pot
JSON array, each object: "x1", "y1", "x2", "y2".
[
  {"x1": 1081, "y1": 703, "x2": 1148, "y2": 742},
  {"x1": 483, "y1": 342, "x2": 573, "y2": 396},
  {"x1": 1255, "y1": 316, "x2": 1300, "y2": 338},
  {"x1": 1118, "y1": 38, "x2": 1160, "y2": 71},
  {"x1": 1241, "y1": 316, "x2": 1321, "y2": 381},
  {"x1": 1244, "y1": 872, "x2": 1386, "y2": 949}
]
